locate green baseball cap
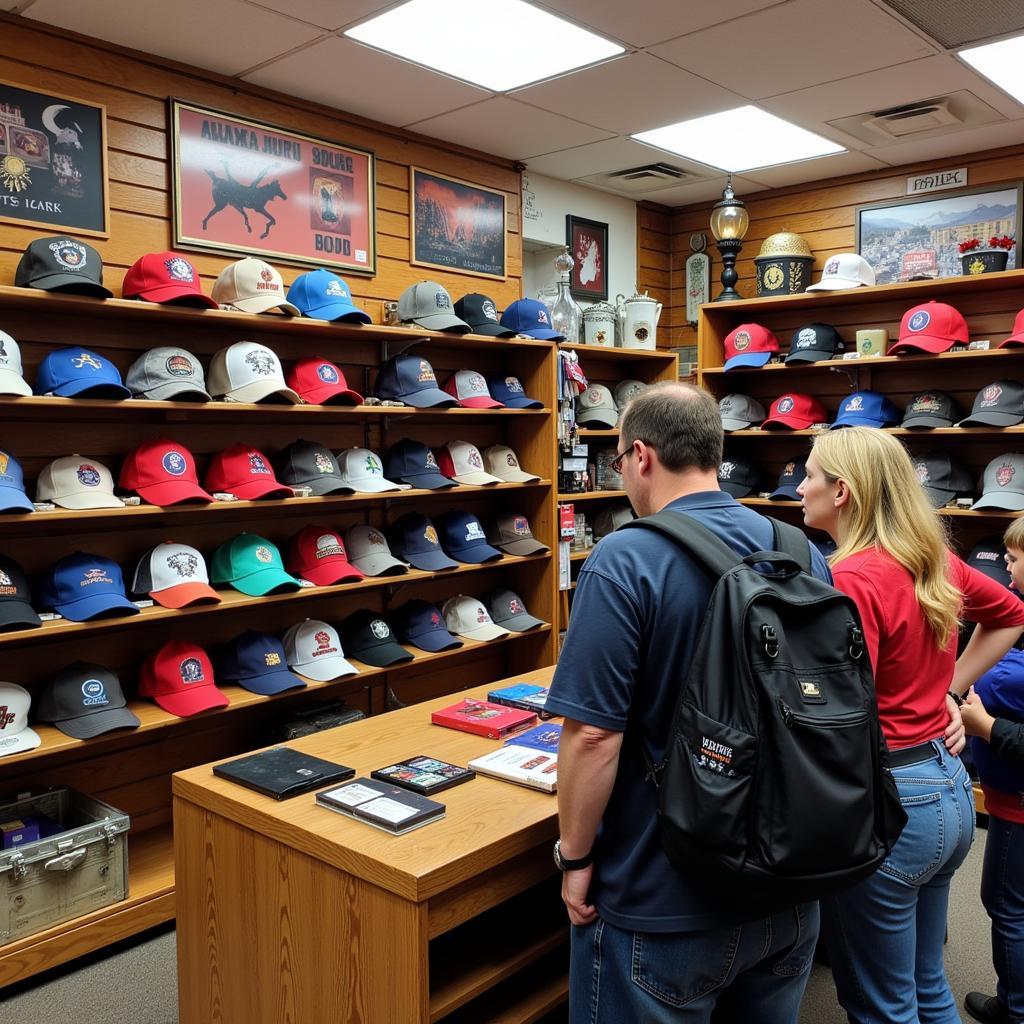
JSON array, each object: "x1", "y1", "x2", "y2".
[{"x1": 210, "y1": 533, "x2": 301, "y2": 596}]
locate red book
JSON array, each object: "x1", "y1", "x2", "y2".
[{"x1": 431, "y1": 699, "x2": 537, "y2": 739}]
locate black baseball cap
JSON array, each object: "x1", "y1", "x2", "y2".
[
  {"x1": 966, "y1": 537, "x2": 1011, "y2": 587},
  {"x1": 771, "y1": 456, "x2": 808, "y2": 500},
  {"x1": 388, "y1": 512, "x2": 458, "y2": 571},
  {"x1": 718, "y1": 454, "x2": 760, "y2": 497},
  {"x1": 902, "y1": 390, "x2": 960, "y2": 429},
  {"x1": 0, "y1": 554, "x2": 40, "y2": 632},
  {"x1": 274, "y1": 439, "x2": 353, "y2": 495},
  {"x1": 453, "y1": 294, "x2": 515, "y2": 337},
  {"x1": 911, "y1": 450, "x2": 974, "y2": 507},
  {"x1": 385, "y1": 439, "x2": 457, "y2": 489},
  {"x1": 785, "y1": 323, "x2": 844, "y2": 364},
  {"x1": 35, "y1": 662, "x2": 140, "y2": 738},
  {"x1": 394, "y1": 599, "x2": 462, "y2": 653},
  {"x1": 959, "y1": 380, "x2": 1024, "y2": 427},
  {"x1": 341, "y1": 609, "x2": 414, "y2": 667},
  {"x1": 16, "y1": 236, "x2": 113, "y2": 298}
]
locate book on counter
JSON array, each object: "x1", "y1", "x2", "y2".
[
  {"x1": 371, "y1": 755, "x2": 475, "y2": 795},
  {"x1": 316, "y1": 778, "x2": 445, "y2": 834},
  {"x1": 213, "y1": 747, "x2": 355, "y2": 800},
  {"x1": 468, "y1": 744, "x2": 558, "y2": 793},
  {"x1": 486, "y1": 682, "x2": 555, "y2": 719},
  {"x1": 506, "y1": 722, "x2": 562, "y2": 754},
  {"x1": 430, "y1": 698, "x2": 537, "y2": 739}
]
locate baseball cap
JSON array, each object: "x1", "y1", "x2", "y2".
[
  {"x1": 274, "y1": 440, "x2": 353, "y2": 495},
  {"x1": 0, "y1": 683, "x2": 40, "y2": 756},
  {"x1": 125, "y1": 347, "x2": 211, "y2": 402},
  {"x1": 830, "y1": 391, "x2": 900, "y2": 429},
  {"x1": 394, "y1": 599, "x2": 462, "y2": 652},
  {"x1": 373, "y1": 354, "x2": 457, "y2": 408},
  {"x1": 973, "y1": 454, "x2": 1024, "y2": 511},
  {"x1": 204, "y1": 444, "x2": 293, "y2": 500},
  {"x1": 436, "y1": 441, "x2": 503, "y2": 485},
  {"x1": 208, "y1": 342, "x2": 300, "y2": 404},
  {"x1": 440, "y1": 509, "x2": 503, "y2": 563},
  {"x1": 499, "y1": 298, "x2": 563, "y2": 340},
  {"x1": 282, "y1": 619, "x2": 358, "y2": 681},
  {"x1": 576, "y1": 384, "x2": 618, "y2": 428},
  {"x1": 785, "y1": 323, "x2": 845, "y2": 364},
  {"x1": 212, "y1": 258, "x2": 299, "y2": 315},
  {"x1": 0, "y1": 331, "x2": 31, "y2": 396},
  {"x1": 442, "y1": 369, "x2": 503, "y2": 408},
  {"x1": 131, "y1": 543, "x2": 220, "y2": 609},
  {"x1": 483, "y1": 444, "x2": 539, "y2": 483},
  {"x1": 337, "y1": 447, "x2": 404, "y2": 493},
  {"x1": 613, "y1": 379, "x2": 648, "y2": 411},
  {"x1": 966, "y1": 537, "x2": 1012, "y2": 587},
  {"x1": 118, "y1": 439, "x2": 214, "y2": 506},
  {"x1": 37, "y1": 552, "x2": 139, "y2": 621},
  {"x1": 286, "y1": 269, "x2": 371, "y2": 323},
  {"x1": 719, "y1": 394, "x2": 766, "y2": 431},
  {"x1": 771, "y1": 456, "x2": 808, "y2": 501},
  {"x1": 344, "y1": 524, "x2": 409, "y2": 576},
  {"x1": 912, "y1": 450, "x2": 975, "y2": 508},
  {"x1": 484, "y1": 588, "x2": 546, "y2": 632},
  {"x1": 806, "y1": 253, "x2": 876, "y2": 292},
  {"x1": 285, "y1": 526, "x2": 365, "y2": 586},
  {"x1": 35, "y1": 663, "x2": 140, "y2": 739},
  {"x1": 959, "y1": 380, "x2": 1024, "y2": 427},
  {"x1": 36, "y1": 456, "x2": 124, "y2": 510},
  {"x1": 397, "y1": 281, "x2": 469, "y2": 333},
  {"x1": 286, "y1": 358, "x2": 363, "y2": 406},
  {"x1": 0, "y1": 451, "x2": 33, "y2": 512},
  {"x1": 486, "y1": 372, "x2": 543, "y2": 409},
  {"x1": 999, "y1": 308, "x2": 1024, "y2": 348},
  {"x1": 762, "y1": 393, "x2": 828, "y2": 430},
  {"x1": 139, "y1": 641, "x2": 228, "y2": 717},
  {"x1": 35, "y1": 347, "x2": 131, "y2": 399},
  {"x1": 216, "y1": 631, "x2": 306, "y2": 696},
  {"x1": 0, "y1": 555, "x2": 40, "y2": 631},
  {"x1": 593, "y1": 503, "x2": 634, "y2": 538},
  {"x1": 387, "y1": 512, "x2": 458, "y2": 571},
  {"x1": 717, "y1": 455, "x2": 760, "y2": 497},
  {"x1": 210, "y1": 534, "x2": 301, "y2": 596},
  {"x1": 724, "y1": 324, "x2": 780, "y2": 371},
  {"x1": 341, "y1": 609, "x2": 413, "y2": 667},
  {"x1": 901, "y1": 390, "x2": 960, "y2": 429},
  {"x1": 442, "y1": 594, "x2": 510, "y2": 641},
  {"x1": 15, "y1": 236, "x2": 112, "y2": 298},
  {"x1": 486, "y1": 512, "x2": 549, "y2": 556},
  {"x1": 454, "y1": 294, "x2": 515, "y2": 337},
  {"x1": 122, "y1": 252, "x2": 217, "y2": 308},
  {"x1": 888, "y1": 301, "x2": 968, "y2": 355},
  {"x1": 385, "y1": 439, "x2": 456, "y2": 489}
]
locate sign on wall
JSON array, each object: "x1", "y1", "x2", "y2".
[{"x1": 906, "y1": 167, "x2": 967, "y2": 196}]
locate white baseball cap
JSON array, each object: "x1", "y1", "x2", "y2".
[
  {"x1": 436, "y1": 440, "x2": 502, "y2": 485},
  {"x1": 483, "y1": 444, "x2": 540, "y2": 483},
  {"x1": 131, "y1": 542, "x2": 220, "y2": 609},
  {"x1": 442, "y1": 369, "x2": 503, "y2": 408},
  {"x1": 577, "y1": 384, "x2": 618, "y2": 428},
  {"x1": 212, "y1": 258, "x2": 300, "y2": 316},
  {"x1": 283, "y1": 619, "x2": 358, "y2": 681},
  {"x1": 336, "y1": 447, "x2": 405, "y2": 493},
  {"x1": 806, "y1": 253, "x2": 876, "y2": 292},
  {"x1": 442, "y1": 594, "x2": 510, "y2": 641},
  {"x1": 0, "y1": 331, "x2": 31, "y2": 396},
  {"x1": 0, "y1": 682, "x2": 41, "y2": 756},
  {"x1": 36, "y1": 455, "x2": 124, "y2": 509},
  {"x1": 207, "y1": 341, "x2": 300, "y2": 404},
  {"x1": 344, "y1": 524, "x2": 409, "y2": 576}
]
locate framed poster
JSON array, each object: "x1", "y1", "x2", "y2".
[
  {"x1": 856, "y1": 183, "x2": 1021, "y2": 284},
  {"x1": 566, "y1": 215, "x2": 608, "y2": 301},
  {"x1": 170, "y1": 99, "x2": 376, "y2": 275},
  {"x1": 410, "y1": 167, "x2": 506, "y2": 280},
  {"x1": 0, "y1": 79, "x2": 108, "y2": 236}
]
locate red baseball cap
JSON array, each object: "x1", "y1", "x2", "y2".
[
  {"x1": 138, "y1": 641, "x2": 228, "y2": 717},
  {"x1": 762, "y1": 393, "x2": 829, "y2": 430},
  {"x1": 724, "y1": 323, "x2": 780, "y2": 371},
  {"x1": 118, "y1": 439, "x2": 213, "y2": 506},
  {"x1": 286, "y1": 525, "x2": 365, "y2": 586},
  {"x1": 286, "y1": 357, "x2": 363, "y2": 406},
  {"x1": 888, "y1": 301, "x2": 968, "y2": 355},
  {"x1": 122, "y1": 252, "x2": 218, "y2": 309},
  {"x1": 441, "y1": 369, "x2": 503, "y2": 408},
  {"x1": 999, "y1": 308, "x2": 1024, "y2": 349},
  {"x1": 204, "y1": 443, "x2": 293, "y2": 500}
]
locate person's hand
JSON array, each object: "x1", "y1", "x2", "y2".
[
  {"x1": 943, "y1": 693, "x2": 966, "y2": 755},
  {"x1": 562, "y1": 865, "x2": 596, "y2": 926},
  {"x1": 961, "y1": 687, "x2": 996, "y2": 742}
]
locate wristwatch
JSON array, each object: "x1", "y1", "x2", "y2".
[{"x1": 553, "y1": 838, "x2": 594, "y2": 872}]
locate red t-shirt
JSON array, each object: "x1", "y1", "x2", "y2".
[{"x1": 832, "y1": 547, "x2": 1024, "y2": 749}]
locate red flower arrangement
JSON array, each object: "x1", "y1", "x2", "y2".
[
  {"x1": 958, "y1": 238, "x2": 982, "y2": 253},
  {"x1": 989, "y1": 234, "x2": 1016, "y2": 250}
]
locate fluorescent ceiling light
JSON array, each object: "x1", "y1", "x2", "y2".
[
  {"x1": 960, "y1": 33, "x2": 1024, "y2": 105},
  {"x1": 632, "y1": 105, "x2": 845, "y2": 173},
  {"x1": 345, "y1": 0, "x2": 624, "y2": 92}
]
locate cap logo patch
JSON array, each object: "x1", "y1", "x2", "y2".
[
  {"x1": 733, "y1": 330, "x2": 751, "y2": 351},
  {"x1": 49, "y1": 240, "x2": 86, "y2": 270},
  {"x1": 316, "y1": 363, "x2": 339, "y2": 384},
  {"x1": 167, "y1": 552, "x2": 198, "y2": 577},
  {"x1": 370, "y1": 619, "x2": 390, "y2": 639},
  {"x1": 586, "y1": 388, "x2": 602, "y2": 404},
  {"x1": 417, "y1": 360, "x2": 436, "y2": 384},
  {"x1": 180, "y1": 657, "x2": 204, "y2": 683},
  {"x1": 430, "y1": 611, "x2": 442, "y2": 626},
  {"x1": 997, "y1": 463, "x2": 1016, "y2": 487},
  {"x1": 315, "y1": 534, "x2": 343, "y2": 559},
  {"x1": 467, "y1": 449, "x2": 483, "y2": 469},
  {"x1": 845, "y1": 395, "x2": 864, "y2": 412},
  {"x1": 482, "y1": 300, "x2": 498, "y2": 320},
  {"x1": 536, "y1": 309, "x2": 549, "y2": 325},
  {"x1": 506, "y1": 452, "x2": 518, "y2": 468},
  {"x1": 72, "y1": 352, "x2": 102, "y2": 370},
  {"x1": 908, "y1": 310, "x2": 931, "y2": 332},
  {"x1": 260, "y1": 267, "x2": 273, "y2": 283},
  {"x1": 165, "y1": 354, "x2": 194, "y2": 377},
  {"x1": 513, "y1": 516, "x2": 529, "y2": 535},
  {"x1": 981, "y1": 385, "x2": 1003, "y2": 407},
  {"x1": 367, "y1": 529, "x2": 385, "y2": 546},
  {"x1": 913, "y1": 394, "x2": 940, "y2": 412},
  {"x1": 249, "y1": 452, "x2": 270, "y2": 475},
  {"x1": 314, "y1": 451, "x2": 334, "y2": 473},
  {"x1": 255, "y1": 546, "x2": 273, "y2": 563},
  {"x1": 81, "y1": 567, "x2": 113, "y2": 586},
  {"x1": 784, "y1": 462, "x2": 796, "y2": 476},
  {"x1": 364, "y1": 454, "x2": 382, "y2": 475},
  {"x1": 162, "y1": 451, "x2": 187, "y2": 476},
  {"x1": 424, "y1": 525, "x2": 439, "y2": 545},
  {"x1": 264, "y1": 652, "x2": 281, "y2": 666},
  {"x1": 0, "y1": 452, "x2": 9, "y2": 475},
  {"x1": 719, "y1": 461, "x2": 735, "y2": 479},
  {"x1": 465, "y1": 521, "x2": 486, "y2": 542},
  {"x1": 0, "y1": 570, "x2": 12, "y2": 587},
  {"x1": 164, "y1": 257, "x2": 195, "y2": 283},
  {"x1": 244, "y1": 349, "x2": 276, "y2": 376},
  {"x1": 508, "y1": 598, "x2": 524, "y2": 614},
  {"x1": 77, "y1": 463, "x2": 101, "y2": 487},
  {"x1": 505, "y1": 376, "x2": 523, "y2": 392},
  {"x1": 467, "y1": 374, "x2": 486, "y2": 393},
  {"x1": 435, "y1": 291, "x2": 451, "y2": 310},
  {"x1": 81, "y1": 679, "x2": 108, "y2": 707},
  {"x1": 797, "y1": 328, "x2": 817, "y2": 348},
  {"x1": 914, "y1": 462, "x2": 929, "y2": 484},
  {"x1": 0, "y1": 707, "x2": 15, "y2": 730},
  {"x1": 476, "y1": 607, "x2": 490, "y2": 624},
  {"x1": 325, "y1": 279, "x2": 346, "y2": 297},
  {"x1": 425, "y1": 450, "x2": 439, "y2": 469},
  {"x1": 313, "y1": 630, "x2": 336, "y2": 656},
  {"x1": 825, "y1": 258, "x2": 840, "y2": 275},
  {"x1": 777, "y1": 397, "x2": 795, "y2": 414},
  {"x1": 976, "y1": 551, "x2": 999, "y2": 562}
]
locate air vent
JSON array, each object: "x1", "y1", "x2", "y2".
[
  {"x1": 863, "y1": 99, "x2": 962, "y2": 140},
  {"x1": 608, "y1": 163, "x2": 689, "y2": 183},
  {"x1": 575, "y1": 162, "x2": 700, "y2": 195}
]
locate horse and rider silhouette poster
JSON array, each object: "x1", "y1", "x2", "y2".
[{"x1": 170, "y1": 100, "x2": 376, "y2": 274}]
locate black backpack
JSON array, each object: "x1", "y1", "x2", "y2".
[{"x1": 624, "y1": 511, "x2": 907, "y2": 914}]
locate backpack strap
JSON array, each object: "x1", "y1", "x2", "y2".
[
  {"x1": 769, "y1": 517, "x2": 813, "y2": 574},
  {"x1": 622, "y1": 510, "x2": 744, "y2": 579}
]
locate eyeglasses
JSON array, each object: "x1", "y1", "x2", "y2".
[{"x1": 610, "y1": 446, "x2": 635, "y2": 474}]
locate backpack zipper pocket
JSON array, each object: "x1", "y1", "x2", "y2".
[{"x1": 779, "y1": 701, "x2": 869, "y2": 730}]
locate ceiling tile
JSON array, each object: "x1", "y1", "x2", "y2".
[
  {"x1": 244, "y1": 0, "x2": 394, "y2": 31},
  {"x1": 650, "y1": 0, "x2": 937, "y2": 100},
  {"x1": 244, "y1": 36, "x2": 490, "y2": 127},
  {"x1": 631, "y1": 174, "x2": 766, "y2": 208},
  {"x1": 866, "y1": 118, "x2": 1024, "y2": 166},
  {"x1": 25, "y1": 0, "x2": 323, "y2": 77},
  {"x1": 407, "y1": 98, "x2": 615, "y2": 160},
  {"x1": 525, "y1": 137, "x2": 715, "y2": 179},
  {"x1": 742, "y1": 151, "x2": 889, "y2": 188}
]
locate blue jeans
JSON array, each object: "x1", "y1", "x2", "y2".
[
  {"x1": 822, "y1": 740, "x2": 976, "y2": 1024},
  {"x1": 568, "y1": 902, "x2": 819, "y2": 1023},
  {"x1": 981, "y1": 814, "x2": 1024, "y2": 1023}
]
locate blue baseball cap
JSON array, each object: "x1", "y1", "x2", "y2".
[
  {"x1": 0, "y1": 450, "x2": 33, "y2": 512},
  {"x1": 770, "y1": 455, "x2": 808, "y2": 500},
  {"x1": 485, "y1": 373, "x2": 543, "y2": 409},
  {"x1": 37, "y1": 552, "x2": 139, "y2": 622},
  {"x1": 385, "y1": 439, "x2": 457, "y2": 489},
  {"x1": 388, "y1": 512, "x2": 459, "y2": 571},
  {"x1": 394, "y1": 599, "x2": 463, "y2": 653},
  {"x1": 830, "y1": 391, "x2": 900, "y2": 429},
  {"x1": 499, "y1": 299, "x2": 564, "y2": 340},
  {"x1": 439, "y1": 510, "x2": 503, "y2": 564},
  {"x1": 374, "y1": 354, "x2": 457, "y2": 408},
  {"x1": 35, "y1": 347, "x2": 131, "y2": 399},
  {"x1": 286, "y1": 269, "x2": 371, "y2": 323},
  {"x1": 215, "y1": 630, "x2": 306, "y2": 696}
]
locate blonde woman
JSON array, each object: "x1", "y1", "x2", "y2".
[{"x1": 797, "y1": 427, "x2": 1024, "y2": 1024}]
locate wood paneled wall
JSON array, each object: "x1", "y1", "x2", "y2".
[
  {"x1": 0, "y1": 14, "x2": 522, "y2": 319},
  {"x1": 636, "y1": 200, "x2": 673, "y2": 344}
]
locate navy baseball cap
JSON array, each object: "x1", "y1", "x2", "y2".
[
  {"x1": 0, "y1": 450, "x2": 33, "y2": 513},
  {"x1": 37, "y1": 552, "x2": 139, "y2": 622},
  {"x1": 286, "y1": 269, "x2": 371, "y2": 323},
  {"x1": 440, "y1": 509, "x2": 503, "y2": 563},
  {"x1": 35, "y1": 662, "x2": 140, "y2": 739},
  {"x1": 485, "y1": 373, "x2": 543, "y2": 409},
  {"x1": 216, "y1": 630, "x2": 306, "y2": 696},
  {"x1": 385, "y1": 439, "x2": 457, "y2": 489},
  {"x1": 830, "y1": 391, "x2": 900, "y2": 429},
  {"x1": 966, "y1": 537, "x2": 1011, "y2": 587},
  {"x1": 388, "y1": 512, "x2": 459, "y2": 571},
  {"x1": 770, "y1": 456, "x2": 808, "y2": 500},
  {"x1": 499, "y1": 299, "x2": 563, "y2": 340},
  {"x1": 374, "y1": 354, "x2": 457, "y2": 408},
  {"x1": 394, "y1": 599, "x2": 463, "y2": 652},
  {"x1": 35, "y1": 347, "x2": 131, "y2": 399}
]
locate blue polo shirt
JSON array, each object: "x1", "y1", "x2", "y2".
[{"x1": 546, "y1": 491, "x2": 832, "y2": 932}]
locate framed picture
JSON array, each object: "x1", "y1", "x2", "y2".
[
  {"x1": 170, "y1": 99, "x2": 376, "y2": 275},
  {"x1": 856, "y1": 183, "x2": 1022, "y2": 284},
  {"x1": 410, "y1": 167, "x2": 506, "y2": 280},
  {"x1": 567, "y1": 215, "x2": 608, "y2": 300},
  {"x1": 0, "y1": 79, "x2": 108, "y2": 236}
]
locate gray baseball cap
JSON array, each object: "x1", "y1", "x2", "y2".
[
  {"x1": 484, "y1": 588, "x2": 546, "y2": 632},
  {"x1": 397, "y1": 281, "x2": 470, "y2": 333},
  {"x1": 973, "y1": 453, "x2": 1024, "y2": 511},
  {"x1": 902, "y1": 390, "x2": 960, "y2": 429},
  {"x1": 959, "y1": 380, "x2": 1024, "y2": 427},
  {"x1": 912, "y1": 450, "x2": 974, "y2": 508},
  {"x1": 126, "y1": 346, "x2": 211, "y2": 401},
  {"x1": 614, "y1": 379, "x2": 648, "y2": 411},
  {"x1": 593, "y1": 503, "x2": 635, "y2": 538},
  {"x1": 719, "y1": 393, "x2": 767, "y2": 431},
  {"x1": 35, "y1": 662, "x2": 140, "y2": 739},
  {"x1": 486, "y1": 512, "x2": 549, "y2": 556}
]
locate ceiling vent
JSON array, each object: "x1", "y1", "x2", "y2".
[
  {"x1": 575, "y1": 162, "x2": 698, "y2": 195},
  {"x1": 864, "y1": 98, "x2": 962, "y2": 140}
]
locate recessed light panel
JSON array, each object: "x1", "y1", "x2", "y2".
[{"x1": 960, "y1": 34, "x2": 1024, "y2": 105}]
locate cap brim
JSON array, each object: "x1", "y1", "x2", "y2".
[
  {"x1": 48, "y1": 380, "x2": 132, "y2": 399},
  {"x1": 465, "y1": 322, "x2": 516, "y2": 337},
  {"x1": 0, "y1": 725, "x2": 41, "y2": 754},
  {"x1": 830, "y1": 416, "x2": 889, "y2": 429},
  {"x1": 0, "y1": 485, "x2": 34, "y2": 512},
  {"x1": 499, "y1": 396, "x2": 543, "y2": 409},
  {"x1": 446, "y1": 543, "x2": 503, "y2": 564},
  {"x1": 497, "y1": 537, "x2": 549, "y2": 556},
  {"x1": 212, "y1": 479, "x2": 293, "y2": 500},
  {"x1": 26, "y1": 273, "x2": 112, "y2": 298},
  {"x1": 456, "y1": 396, "x2": 504, "y2": 408},
  {"x1": 489, "y1": 469, "x2": 540, "y2": 483},
  {"x1": 999, "y1": 334, "x2": 1024, "y2": 349},
  {"x1": 226, "y1": 569, "x2": 302, "y2": 597},
  {"x1": 403, "y1": 629, "x2": 463, "y2": 652},
  {"x1": 452, "y1": 471, "x2": 503, "y2": 486},
  {"x1": 721, "y1": 417, "x2": 755, "y2": 431},
  {"x1": 0, "y1": 370, "x2": 31, "y2": 396},
  {"x1": 577, "y1": 408, "x2": 618, "y2": 428},
  {"x1": 292, "y1": 655, "x2": 359, "y2": 682},
  {"x1": 0, "y1": 601, "x2": 42, "y2": 631},
  {"x1": 294, "y1": 561, "x2": 365, "y2": 586},
  {"x1": 973, "y1": 492, "x2": 1024, "y2": 511},
  {"x1": 151, "y1": 685, "x2": 230, "y2": 717},
  {"x1": 133, "y1": 480, "x2": 214, "y2": 506},
  {"x1": 394, "y1": 471, "x2": 458, "y2": 489},
  {"x1": 302, "y1": 300, "x2": 371, "y2": 324},
  {"x1": 969, "y1": 561, "x2": 1011, "y2": 584},
  {"x1": 393, "y1": 388, "x2": 459, "y2": 409},
  {"x1": 130, "y1": 284, "x2": 218, "y2": 309},
  {"x1": 724, "y1": 352, "x2": 773, "y2": 371},
  {"x1": 222, "y1": 381, "x2": 302, "y2": 405},
  {"x1": 150, "y1": 582, "x2": 222, "y2": 609},
  {"x1": 350, "y1": 643, "x2": 414, "y2": 667},
  {"x1": 228, "y1": 294, "x2": 300, "y2": 316},
  {"x1": 406, "y1": 313, "x2": 471, "y2": 333},
  {"x1": 493, "y1": 612, "x2": 545, "y2": 632},
  {"x1": 959, "y1": 411, "x2": 1024, "y2": 427},
  {"x1": 805, "y1": 279, "x2": 865, "y2": 291},
  {"x1": 901, "y1": 415, "x2": 953, "y2": 428},
  {"x1": 292, "y1": 384, "x2": 363, "y2": 406},
  {"x1": 341, "y1": 476, "x2": 405, "y2": 493},
  {"x1": 288, "y1": 475, "x2": 355, "y2": 496},
  {"x1": 769, "y1": 486, "x2": 801, "y2": 501},
  {"x1": 401, "y1": 549, "x2": 459, "y2": 571},
  {"x1": 719, "y1": 481, "x2": 755, "y2": 497},
  {"x1": 520, "y1": 328, "x2": 564, "y2": 340},
  {"x1": 761, "y1": 417, "x2": 816, "y2": 430},
  {"x1": 48, "y1": 489, "x2": 125, "y2": 510},
  {"x1": 453, "y1": 622, "x2": 510, "y2": 641},
  {"x1": 350, "y1": 554, "x2": 409, "y2": 577},
  {"x1": 135, "y1": 379, "x2": 211, "y2": 401},
  {"x1": 922, "y1": 486, "x2": 956, "y2": 508},
  {"x1": 233, "y1": 670, "x2": 306, "y2": 696},
  {"x1": 887, "y1": 337, "x2": 957, "y2": 355},
  {"x1": 785, "y1": 350, "x2": 838, "y2": 364},
  {"x1": 52, "y1": 706, "x2": 141, "y2": 739},
  {"x1": 52, "y1": 593, "x2": 140, "y2": 622}
]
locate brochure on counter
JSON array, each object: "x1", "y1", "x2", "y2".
[
  {"x1": 486, "y1": 683, "x2": 555, "y2": 719},
  {"x1": 431, "y1": 698, "x2": 537, "y2": 739},
  {"x1": 316, "y1": 778, "x2": 445, "y2": 834},
  {"x1": 370, "y1": 756, "x2": 475, "y2": 795}
]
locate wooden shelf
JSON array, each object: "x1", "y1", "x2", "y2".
[
  {"x1": 702, "y1": 347, "x2": 1024, "y2": 377},
  {"x1": 569, "y1": 550, "x2": 592, "y2": 562},
  {"x1": 558, "y1": 342, "x2": 677, "y2": 362},
  {"x1": 726, "y1": 426, "x2": 1024, "y2": 437},
  {"x1": 739, "y1": 497, "x2": 1020, "y2": 519},
  {"x1": 557, "y1": 490, "x2": 625, "y2": 502},
  {"x1": 577, "y1": 428, "x2": 618, "y2": 438}
]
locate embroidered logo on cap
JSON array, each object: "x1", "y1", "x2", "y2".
[
  {"x1": 417, "y1": 360, "x2": 435, "y2": 384},
  {"x1": 997, "y1": 463, "x2": 1016, "y2": 487},
  {"x1": 975, "y1": 551, "x2": 999, "y2": 562},
  {"x1": 244, "y1": 349, "x2": 276, "y2": 376},
  {"x1": 367, "y1": 529, "x2": 385, "y2": 546},
  {"x1": 719, "y1": 461, "x2": 735, "y2": 479},
  {"x1": 165, "y1": 257, "x2": 195, "y2": 283},
  {"x1": 313, "y1": 630, "x2": 336, "y2": 656},
  {"x1": 81, "y1": 567, "x2": 112, "y2": 586},
  {"x1": 72, "y1": 352, "x2": 102, "y2": 370},
  {"x1": 508, "y1": 597, "x2": 524, "y2": 614},
  {"x1": 264, "y1": 652, "x2": 281, "y2": 667},
  {"x1": 370, "y1": 619, "x2": 390, "y2": 639},
  {"x1": 77, "y1": 464, "x2": 101, "y2": 487},
  {"x1": 165, "y1": 354, "x2": 194, "y2": 377},
  {"x1": 180, "y1": 657, "x2": 204, "y2": 683},
  {"x1": 465, "y1": 521, "x2": 486, "y2": 542},
  {"x1": 845, "y1": 395, "x2": 865, "y2": 412},
  {"x1": 912, "y1": 394, "x2": 941, "y2": 412},
  {"x1": 0, "y1": 570, "x2": 12, "y2": 588},
  {"x1": 797, "y1": 328, "x2": 817, "y2": 348},
  {"x1": 732, "y1": 330, "x2": 751, "y2": 351},
  {"x1": 325, "y1": 279, "x2": 346, "y2": 297},
  {"x1": 435, "y1": 291, "x2": 451, "y2": 310},
  {"x1": 0, "y1": 706, "x2": 14, "y2": 730},
  {"x1": 476, "y1": 606, "x2": 490, "y2": 624},
  {"x1": 536, "y1": 309, "x2": 549, "y2": 325},
  {"x1": 505, "y1": 452, "x2": 518, "y2": 468},
  {"x1": 316, "y1": 363, "x2": 339, "y2": 384},
  {"x1": 167, "y1": 552, "x2": 198, "y2": 577},
  {"x1": 81, "y1": 679, "x2": 108, "y2": 706},
  {"x1": 162, "y1": 451, "x2": 187, "y2": 476},
  {"x1": 777, "y1": 397, "x2": 795, "y2": 414},
  {"x1": 908, "y1": 310, "x2": 931, "y2": 332},
  {"x1": 255, "y1": 546, "x2": 273, "y2": 563},
  {"x1": 424, "y1": 525, "x2": 439, "y2": 545},
  {"x1": 314, "y1": 534, "x2": 343, "y2": 559},
  {"x1": 504, "y1": 376, "x2": 524, "y2": 392},
  {"x1": 783, "y1": 462, "x2": 796, "y2": 477},
  {"x1": 364, "y1": 454, "x2": 382, "y2": 475},
  {"x1": 824, "y1": 258, "x2": 840, "y2": 276},
  {"x1": 50, "y1": 240, "x2": 86, "y2": 270},
  {"x1": 513, "y1": 516, "x2": 529, "y2": 535},
  {"x1": 311, "y1": 451, "x2": 332, "y2": 474},
  {"x1": 914, "y1": 462, "x2": 930, "y2": 484},
  {"x1": 981, "y1": 385, "x2": 1003, "y2": 408},
  {"x1": 425, "y1": 450, "x2": 439, "y2": 469},
  {"x1": 482, "y1": 300, "x2": 498, "y2": 321},
  {"x1": 249, "y1": 452, "x2": 270, "y2": 475},
  {"x1": 466, "y1": 374, "x2": 486, "y2": 393}
]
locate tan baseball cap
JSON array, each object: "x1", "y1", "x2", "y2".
[
  {"x1": 483, "y1": 444, "x2": 539, "y2": 483},
  {"x1": 442, "y1": 594, "x2": 510, "y2": 641},
  {"x1": 36, "y1": 456, "x2": 124, "y2": 509},
  {"x1": 212, "y1": 258, "x2": 300, "y2": 316}
]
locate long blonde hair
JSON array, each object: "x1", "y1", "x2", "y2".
[{"x1": 811, "y1": 428, "x2": 961, "y2": 649}]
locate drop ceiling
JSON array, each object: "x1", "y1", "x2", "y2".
[{"x1": 8, "y1": 0, "x2": 1024, "y2": 204}]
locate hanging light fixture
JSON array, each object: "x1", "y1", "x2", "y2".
[{"x1": 709, "y1": 176, "x2": 749, "y2": 302}]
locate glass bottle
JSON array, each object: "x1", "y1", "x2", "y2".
[{"x1": 550, "y1": 246, "x2": 581, "y2": 343}]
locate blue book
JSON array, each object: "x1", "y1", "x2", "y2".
[
  {"x1": 487, "y1": 683, "x2": 554, "y2": 720},
  {"x1": 504, "y1": 723, "x2": 562, "y2": 754}
]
